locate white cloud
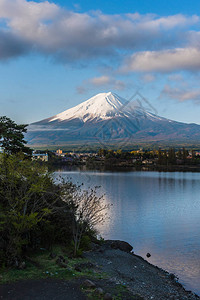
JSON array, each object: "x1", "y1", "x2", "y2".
[
  {"x1": 168, "y1": 74, "x2": 184, "y2": 81},
  {"x1": 160, "y1": 85, "x2": 200, "y2": 102},
  {"x1": 141, "y1": 74, "x2": 155, "y2": 82},
  {"x1": 90, "y1": 76, "x2": 111, "y2": 85},
  {"x1": 89, "y1": 76, "x2": 125, "y2": 90},
  {"x1": 122, "y1": 48, "x2": 200, "y2": 73},
  {"x1": 0, "y1": 0, "x2": 199, "y2": 63},
  {"x1": 142, "y1": 14, "x2": 199, "y2": 30},
  {"x1": 76, "y1": 75, "x2": 125, "y2": 94}
]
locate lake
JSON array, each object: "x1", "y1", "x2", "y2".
[{"x1": 54, "y1": 169, "x2": 200, "y2": 295}]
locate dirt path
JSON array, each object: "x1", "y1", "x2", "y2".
[{"x1": 0, "y1": 279, "x2": 87, "y2": 300}]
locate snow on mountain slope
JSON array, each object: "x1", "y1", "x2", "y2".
[
  {"x1": 28, "y1": 91, "x2": 181, "y2": 134},
  {"x1": 49, "y1": 92, "x2": 167, "y2": 123},
  {"x1": 49, "y1": 92, "x2": 128, "y2": 122},
  {"x1": 37, "y1": 91, "x2": 164, "y2": 124},
  {"x1": 26, "y1": 92, "x2": 200, "y2": 147}
]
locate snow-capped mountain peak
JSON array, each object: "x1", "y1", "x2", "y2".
[
  {"x1": 49, "y1": 92, "x2": 127, "y2": 123},
  {"x1": 27, "y1": 91, "x2": 200, "y2": 147}
]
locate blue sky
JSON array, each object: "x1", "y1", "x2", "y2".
[
  {"x1": 1, "y1": 0, "x2": 200, "y2": 125},
  {"x1": 51, "y1": 0, "x2": 200, "y2": 15}
]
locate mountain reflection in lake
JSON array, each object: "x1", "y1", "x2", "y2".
[{"x1": 54, "y1": 170, "x2": 200, "y2": 295}]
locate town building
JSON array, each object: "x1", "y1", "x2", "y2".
[{"x1": 32, "y1": 153, "x2": 48, "y2": 162}]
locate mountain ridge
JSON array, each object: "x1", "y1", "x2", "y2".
[{"x1": 26, "y1": 92, "x2": 200, "y2": 148}]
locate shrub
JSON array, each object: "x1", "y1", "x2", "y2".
[{"x1": 0, "y1": 153, "x2": 109, "y2": 265}]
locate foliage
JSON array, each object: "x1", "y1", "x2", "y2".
[
  {"x1": 97, "y1": 147, "x2": 200, "y2": 167},
  {"x1": 0, "y1": 116, "x2": 32, "y2": 155},
  {"x1": 0, "y1": 153, "x2": 59, "y2": 265},
  {"x1": 0, "y1": 116, "x2": 109, "y2": 266},
  {"x1": 0, "y1": 153, "x2": 108, "y2": 266}
]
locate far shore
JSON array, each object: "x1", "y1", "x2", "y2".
[{"x1": 50, "y1": 162, "x2": 200, "y2": 173}]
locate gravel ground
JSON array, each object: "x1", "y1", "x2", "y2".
[
  {"x1": 1, "y1": 241, "x2": 200, "y2": 300},
  {"x1": 0, "y1": 279, "x2": 87, "y2": 300},
  {"x1": 84, "y1": 245, "x2": 200, "y2": 300}
]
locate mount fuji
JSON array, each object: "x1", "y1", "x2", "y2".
[{"x1": 26, "y1": 92, "x2": 200, "y2": 148}]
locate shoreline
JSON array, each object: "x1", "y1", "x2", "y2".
[
  {"x1": 1, "y1": 240, "x2": 199, "y2": 300},
  {"x1": 84, "y1": 240, "x2": 200, "y2": 300},
  {"x1": 50, "y1": 162, "x2": 200, "y2": 173}
]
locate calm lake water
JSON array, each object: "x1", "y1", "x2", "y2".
[{"x1": 54, "y1": 170, "x2": 200, "y2": 295}]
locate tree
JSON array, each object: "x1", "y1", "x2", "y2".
[
  {"x1": 0, "y1": 153, "x2": 110, "y2": 265},
  {"x1": 62, "y1": 186, "x2": 109, "y2": 256},
  {"x1": 192, "y1": 150, "x2": 195, "y2": 161},
  {"x1": 182, "y1": 147, "x2": 188, "y2": 161},
  {"x1": 158, "y1": 149, "x2": 162, "y2": 164},
  {"x1": 168, "y1": 148, "x2": 176, "y2": 164},
  {"x1": 177, "y1": 149, "x2": 182, "y2": 160},
  {"x1": 163, "y1": 150, "x2": 168, "y2": 161},
  {"x1": 0, "y1": 116, "x2": 32, "y2": 155},
  {"x1": 98, "y1": 148, "x2": 107, "y2": 157},
  {"x1": 0, "y1": 153, "x2": 56, "y2": 264}
]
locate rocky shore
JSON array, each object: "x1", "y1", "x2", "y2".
[
  {"x1": 83, "y1": 240, "x2": 200, "y2": 300},
  {"x1": 1, "y1": 240, "x2": 200, "y2": 300}
]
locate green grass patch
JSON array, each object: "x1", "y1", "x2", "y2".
[
  {"x1": 0, "y1": 245, "x2": 105, "y2": 284},
  {"x1": 85, "y1": 283, "x2": 144, "y2": 300},
  {"x1": 0, "y1": 246, "x2": 143, "y2": 300}
]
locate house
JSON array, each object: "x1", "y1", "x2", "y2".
[
  {"x1": 56, "y1": 149, "x2": 63, "y2": 156},
  {"x1": 32, "y1": 153, "x2": 48, "y2": 162}
]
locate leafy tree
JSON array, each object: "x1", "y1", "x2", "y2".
[
  {"x1": 192, "y1": 150, "x2": 195, "y2": 161},
  {"x1": 177, "y1": 149, "x2": 182, "y2": 160},
  {"x1": 0, "y1": 116, "x2": 32, "y2": 155},
  {"x1": 105, "y1": 149, "x2": 115, "y2": 159},
  {"x1": 0, "y1": 153, "x2": 109, "y2": 265},
  {"x1": 98, "y1": 148, "x2": 107, "y2": 157},
  {"x1": 163, "y1": 150, "x2": 167, "y2": 161},
  {"x1": 168, "y1": 148, "x2": 176, "y2": 164},
  {"x1": 182, "y1": 147, "x2": 188, "y2": 161},
  {"x1": 116, "y1": 149, "x2": 122, "y2": 158},
  {"x1": 0, "y1": 153, "x2": 57, "y2": 264},
  {"x1": 158, "y1": 149, "x2": 162, "y2": 164}
]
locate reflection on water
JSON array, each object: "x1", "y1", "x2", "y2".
[{"x1": 54, "y1": 170, "x2": 200, "y2": 295}]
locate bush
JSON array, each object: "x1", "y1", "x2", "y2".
[
  {"x1": 0, "y1": 153, "x2": 59, "y2": 265},
  {"x1": 0, "y1": 153, "x2": 109, "y2": 265}
]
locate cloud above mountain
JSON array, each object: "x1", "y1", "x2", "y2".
[
  {"x1": 76, "y1": 75, "x2": 126, "y2": 94},
  {"x1": 0, "y1": 0, "x2": 200, "y2": 73},
  {"x1": 122, "y1": 48, "x2": 200, "y2": 73},
  {"x1": 160, "y1": 85, "x2": 200, "y2": 102}
]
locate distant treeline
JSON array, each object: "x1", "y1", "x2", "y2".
[
  {"x1": 95, "y1": 148, "x2": 200, "y2": 166},
  {"x1": 35, "y1": 147, "x2": 200, "y2": 168}
]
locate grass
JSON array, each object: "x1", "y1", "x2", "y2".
[
  {"x1": 85, "y1": 283, "x2": 144, "y2": 300},
  {"x1": 0, "y1": 246, "x2": 144, "y2": 300},
  {"x1": 0, "y1": 245, "x2": 106, "y2": 284}
]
